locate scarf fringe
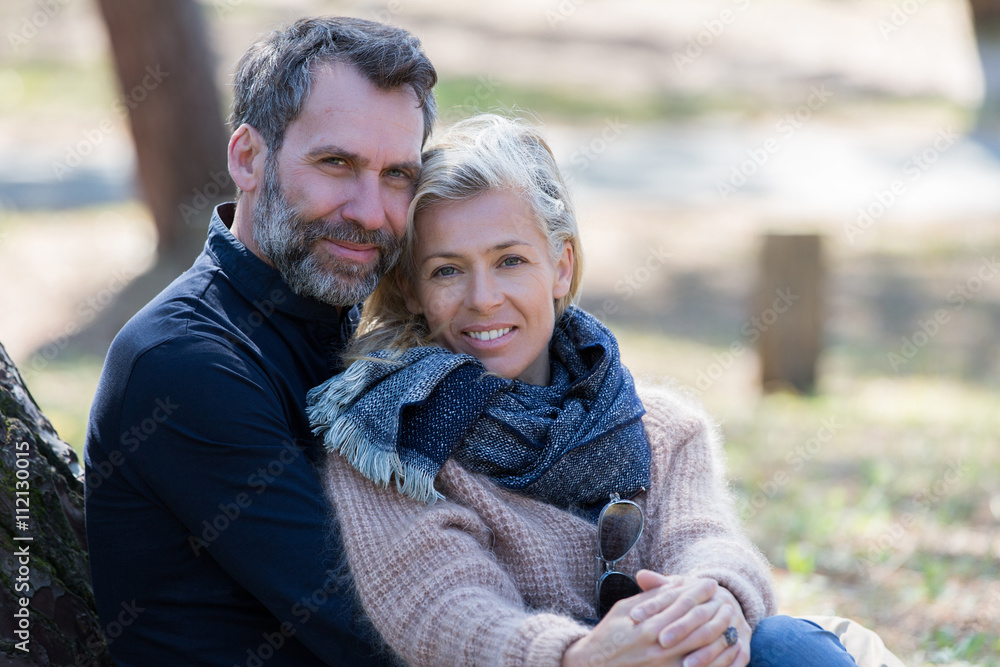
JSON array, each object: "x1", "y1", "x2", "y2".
[{"x1": 308, "y1": 365, "x2": 445, "y2": 505}]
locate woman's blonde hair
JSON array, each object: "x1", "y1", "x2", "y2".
[{"x1": 345, "y1": 113, "x2": 583, "y2": 362}]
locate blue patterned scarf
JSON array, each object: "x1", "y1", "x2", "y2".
[{"x1": 306, "y1": 306, "x2": 650, "y2": 510}]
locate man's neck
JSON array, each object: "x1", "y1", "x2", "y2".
[{"x1": 230, "y1": 198, "x2": 273, "y2": 268}]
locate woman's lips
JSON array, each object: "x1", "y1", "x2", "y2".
[{"x1": 463, "y1": 327, "x2": 513, "y2": 341}]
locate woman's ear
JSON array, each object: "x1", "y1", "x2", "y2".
[
  {"x1": 399, "y1": 273, "x2": 423, "y2": 315},
  {"x1": 552, "y1": 240, "x2": 574, "y2": 300},
  {"x1": 228, "y1": 123, "x2": 268, "y2": 194}
]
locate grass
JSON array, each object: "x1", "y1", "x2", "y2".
[{"x1": 606, "y1": 323, "x2": 1000, "y2": 666}]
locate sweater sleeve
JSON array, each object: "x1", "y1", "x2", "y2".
[
  {"x1": 322, "y1": 454, "x2": 590, "y2": 667},
  {"x1": 638, "y1": 386, "x2": 777, "y2": 628}
]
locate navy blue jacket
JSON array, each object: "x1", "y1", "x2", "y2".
[{"x1": 85, "y1": 204, "x2": 387, "y2": 665}]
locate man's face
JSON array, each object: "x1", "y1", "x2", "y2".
[{"x1": 252, "y1": 62, "x2": 425, "y2": 306}]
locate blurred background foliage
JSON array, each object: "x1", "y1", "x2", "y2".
[{"x1": 1, "y1": 0, "x2": 998, "y2": 664}]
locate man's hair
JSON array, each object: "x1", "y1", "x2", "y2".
[
  {"x1": 346, "y1": 113, "x2": 583, "y2": 361},
  {"x1": 230, "y1": 16, "x2": 438, "y2": 153}
]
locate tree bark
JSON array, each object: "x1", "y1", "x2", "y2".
[
  {"x1": 0, "y1": 342, "x2": 111, "y2": 666},
  {"x1": 94, "y1": 0, "x2": 234, "y2": 261}
]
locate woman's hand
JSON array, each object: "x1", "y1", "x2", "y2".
[
  {"x1": 633, "y1": 571, "x2": 751, "y2": 667},
  {"x1": 561, "y1": 574, "x2": 722, "y2": 667}
]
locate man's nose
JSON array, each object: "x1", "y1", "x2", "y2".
[{"x1": 341, "y1": 174, "x2": 386, "y2": 231}]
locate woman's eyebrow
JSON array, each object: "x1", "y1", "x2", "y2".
[{"x1": 420, "y1": 240, "x2": 528, "y2": 263}]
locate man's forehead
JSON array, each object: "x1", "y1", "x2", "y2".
[{"x1": 288, "y1": 62, "x2": 424, "y2": 160}]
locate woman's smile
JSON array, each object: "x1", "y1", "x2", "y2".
[{"x1": 403, "y1": 189, "x2": 573, "y2": 385}]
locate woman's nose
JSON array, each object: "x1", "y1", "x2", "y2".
[{"x1": 465, "y1": 270, "x2": 503, "y2": 312}]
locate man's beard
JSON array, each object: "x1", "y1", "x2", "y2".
[{"x1": 252, "y1": 159, "x2": 402, "y2": 307}]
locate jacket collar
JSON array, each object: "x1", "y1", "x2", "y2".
[{"x1": 205, "y1": 203, "x2": 352, "y2": 325}]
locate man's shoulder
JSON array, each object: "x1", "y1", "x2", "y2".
[{"x1": 103, "y1": 260, "x2": 264, "y2": 387}]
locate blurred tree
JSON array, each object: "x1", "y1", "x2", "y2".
[
  {"x1": 969, "y1": 0, "x2": 1000, "y2": 134},
  {"x1": 969, "y1": 0, "x2": 1000, "y2": 23},
  {"x1": 94, "y1": 0, "x2": 234, "y2": 260},
  {"x1": 1, "y1": 342, "x2": 112, "y2": 665}
]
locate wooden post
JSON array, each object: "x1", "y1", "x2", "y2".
[{"x1": 756, "y1": 234, "x2": 824, "y2": 394}]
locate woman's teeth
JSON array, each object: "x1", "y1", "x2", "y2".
[{"x1": 464, "y1": 327, "x2": 512, "y2": 341}]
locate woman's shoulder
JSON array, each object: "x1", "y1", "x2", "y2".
[{"x1": 634, "y1": 379, "x2": 720, "y2": 445}]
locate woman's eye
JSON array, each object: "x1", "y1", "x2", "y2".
[
  {"x1": 502, "y1": 256, "x2": 525, "y2": 267},
  {"x1": 432, "y1": 266, "x2": 457, "y2": 278}
]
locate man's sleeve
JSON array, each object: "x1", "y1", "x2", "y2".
[{"x1": 117, "y1": 334, "x2": 372, "y2": 663}]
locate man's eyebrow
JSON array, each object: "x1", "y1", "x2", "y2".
[{"x1": 305, "y1": 145, "x2": 420, "y2": 173}]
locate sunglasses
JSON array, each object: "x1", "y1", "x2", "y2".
[{"x1": 595, "y1": 492, "x2": 644, "y2": 617}]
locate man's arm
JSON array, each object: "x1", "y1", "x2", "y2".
[{"x1": 116, "y1": 335, "x2": 374, "y2": 663}]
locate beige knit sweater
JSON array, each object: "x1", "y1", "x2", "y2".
[{"x1": 322, "y1": 384, "x2": 777, "y2": 667}]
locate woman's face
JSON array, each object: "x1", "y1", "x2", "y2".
[{"x1": 403, "y1": 189, "x2": 573, "y2": 385}]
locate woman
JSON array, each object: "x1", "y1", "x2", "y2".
[{"x1": 308, "y1": 114, "x2": 889, "y2": 666}]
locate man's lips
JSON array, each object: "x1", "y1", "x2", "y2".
[{"x1": 319, "y1": 238, "x2": 378, "y2": 263}]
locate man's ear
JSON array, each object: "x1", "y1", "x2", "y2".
[
  {"x1": 552, "y1": 240, "x2": 574, "y2": 300},
  {"x1": 399, "y1": 273, "x2": 423, "y2": 315},
  {"x1": 228, "y1": 123, "x2": 268, "y2": 194}
]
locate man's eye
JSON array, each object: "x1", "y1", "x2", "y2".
[
  {"x1": 502, "y1": 256, "x2": 525, "y2": 267},
  {"x1": 385, "y1": 168, "x2": 414, "y2": 181},
  {"x1": 324, "y1": 157, "x2": 348, "y2": 166}
]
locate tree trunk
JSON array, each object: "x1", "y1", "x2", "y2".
[
  {"x1": 970, "y1": 0, "x2": 1000, "y2": 24},
  {"x1": 0, "y1": 342, "x2": 111, "y2": 666},
  {"x1": 755, "y1": 234, "x2": 825, "y2": 395},
  {"x1": 94, "y1": 0, "x2": 234, "y2": 261}
]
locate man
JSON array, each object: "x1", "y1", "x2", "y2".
[{"x1": 84, "y1": 17, "x2": 436, "y2": 665}]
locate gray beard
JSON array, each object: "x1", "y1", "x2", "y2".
[{"x1": 252, "y1": 159, "x2": 402, "y2": 307}]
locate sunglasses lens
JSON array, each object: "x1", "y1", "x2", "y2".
[
  {"x1": 598, "y1": 572, "x2": 641, "y2": 615},
  {"x1": 598, "y1": 501, "x2": 643, "y2": 561}
]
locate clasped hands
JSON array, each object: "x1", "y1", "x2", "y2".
[{"x1": 563, "y1": 571, "x2": 751, "y2": 667}]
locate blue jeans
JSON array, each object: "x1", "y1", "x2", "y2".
[{"x1": 750, "y1": 615, "x2": 858, "y2": 666}]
